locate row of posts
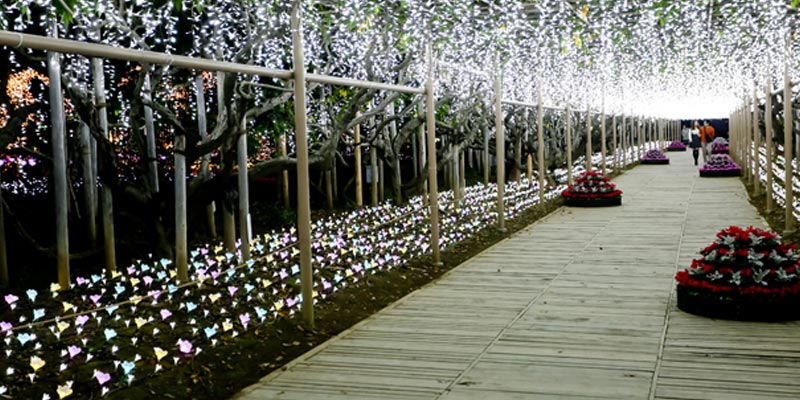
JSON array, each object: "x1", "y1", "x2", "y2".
[{"x1": 729, "y1": 53, "x2": 795, "y2": 236}]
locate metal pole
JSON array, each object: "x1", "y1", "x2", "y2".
[
  {"x1": 566, "y1": 103, "x2": 573, "y2": 184},
  {"x1": 622, "y1": 112, "x2": 627, "y2": 167},
  {"x1": 92, "y1": 58, "x2": 116, "y2": 274},
  {"x1": 637, "y1": 115, "x2": 642, "y2": 160},
  {"x1": 612, "y1": 113, "x2": 617, "y2": 170},
  {"x1": 536, "y1": 80, "x2": 545, "y2": 204},
  {"x1": 585, "y1": 103, "x2": 592, "y2": 171},
  {"x1": 418, "y1": 102, "x2": 428, "y2": 201},
  {"x1": 453, "y1": 143, "x2": 461, "y2": 202},
  {"x1": 601, "y1": 88, "x2": 607, "y2": 175},
  {"x1": 483, "y1": 124, "x2": 490, "y2": 186},
  {"x1": 354, "y1": 118, "x2": 363, "y2": 207},
  {"x1": 784, "y1": 45, "x2": 795, "y2": 235},
  {"x1": 281, "y1": 134, "x2": 290, "y2": 208},
  {"x1": 730, "y1": 110, "x2": 743, "y2": 165},
  {"x1": 494, "y1": 60, "x2": 506, "y2": 231},
  {"x1": 744, "y1": 93, "x2": 752, "y2": 183},
  {"x1": 753, "y1": 80, "x2": 761, "y2": 197},
  {"x1": 425, "y1": 45, "x2": 442, "y2": 264},
  {"x1": 526, "y1": 105, "x2": 533, "y2": 184},
  {"x1": 0, "y1": 31, "x2": 428, "y2": 95},
  {"x1": 459, "y1": 144, "x2": 466, "y2": 200},
  {"x1": 174, "y1": 132, "x2": 188, "y2": 282},
  {"x1": 144, "y1": 73, "x2": 160, "y2": 193},
  {"x1": 766, "y1": 73, "x2": 774, "y2": 213},
  {"x1": 292, "y1": 5, "x2": 314, "y2": 327},
  {"x1": 411, "y1": 125, "x2": 418, "y2": 179},
  {"x1": 370, "y1": 136, "x2": 378, "y2": 206},
  {"x1": 237, "y1": 121, "x2": 251, "y2": 261}
]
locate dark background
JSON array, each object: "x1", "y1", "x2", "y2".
[{"x1": 680, "y1": 119, "x2": 730, "y2": 138}]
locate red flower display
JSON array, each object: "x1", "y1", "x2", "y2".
[
  {"x1": 561, "y1": 171, "x2": 623, "y2": 199},
  {"x1": 675, "y1": 226, "x2": 800, "y2": 297}
]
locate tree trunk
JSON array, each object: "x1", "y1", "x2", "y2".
[
  {"x1": 354, "y1": 122, "x2": 363, "y2": 207},
  {"x1": 379, "y1": 159, "x2": 385, "y2": 202},
  {"x1": 325, "y1": 169, "x2": 333, "y2": 209},
  {"x1": 92, "y1": 57, "x2": 116, "y2": 275},
  {"x1": 80, "y1": 121, "x2": 97, "y2": 244},
  {"x1": 195, "y1": 75, "x2": 216, "y2": 238},
  {"x1": 223, "y1": 202, "x2": 236, "y2": 253},
  {"x1": 390, "y1": 161, "x2": 402, "y2": 205},
  {"x1": 332, "y1": 157, "x2": 338, "y2": 201}
]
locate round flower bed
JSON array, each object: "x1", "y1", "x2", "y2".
[
  {"x1": 699, "y1": 154, "x2": 741, "y2": 177},
  {"x1": 640, "y1": 149, "x2": 669, "y2": 165},
  {"x1": 561, "y1": 171, "x2": 622, "y2": 207},
  {"x1": 675, "y1": 226, "x2": 800, "y2": 321},
  {"x1": 666, "y1": 140, "x2": 687, "y2": 152},
  {"x1": 712, "y1": 137, "x2": 729, "y2": 145},
  {"x1": 711, "y1": 142, "x2": 729, "y2": 154}
]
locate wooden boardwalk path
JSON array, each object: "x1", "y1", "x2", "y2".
[{"x1": 235, "y1": 150, "x2": 800, "y2": 400}]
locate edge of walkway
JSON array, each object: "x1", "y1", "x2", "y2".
[{"x1": 231, "y1": 204, "x2": 569, "y2": 399}]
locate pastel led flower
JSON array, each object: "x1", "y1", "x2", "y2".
[
  {"x1": 56, "y1": 382, "x2": 73, "y2": 399},
  {"x1": 93, "y1": 369, "x2": 111, "y2": 385},
  {"x1": 4, "y1": 294, "x2": 18, "y2": 306},
  {"x1": 30, "y1": 356, "x2": 45, "y2": 372},
  {"x1": 177, "y1": 338, "x2": 193, "y2": 354},
  {"x1": 67, "y1": 345, "x2": 82, "y2": 359},
  {"x1": 153, "y1": 347, "x2": 168, "y2": 362}
]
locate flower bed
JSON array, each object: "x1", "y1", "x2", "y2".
[
  {"x1": 561, "y1": 171, "x2": 622, "y2": 207},
  {"x1": 0, "y1": 173, "x2": 569, "y2": 399},
  {"x1": 699, "y1": 154, "x2": 741, "y2": 177},
  {"x1": 675, "y1": 226, "x2": 800, "y2": 321},
  {"x1": 666, "y1": 140, "x2": 687, "y2": 152},
  {"x1": 640, "y1": 149, "x2": 669, "y2": 165},
  {"x1": 711, "y1": 142, "x2": 729, "y2": 154}
]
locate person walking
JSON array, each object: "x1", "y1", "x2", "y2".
[
  {"x1": 699, "y1": 121, "x2": 715, "y2": 162},
  {"x1": 689, "y1": 121, "x2": 702, "y2": 166},
  {"x1": 681, "y1": 124, "x2": 691, "y2": 144}
]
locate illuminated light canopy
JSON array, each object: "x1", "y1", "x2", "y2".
[{"x1": 0, "y1": 1, "x2": 793, "y2": 121}]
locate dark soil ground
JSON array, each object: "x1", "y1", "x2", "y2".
[{"x1": 741, "y1": 178, "x2": 800, "y2": 247}]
